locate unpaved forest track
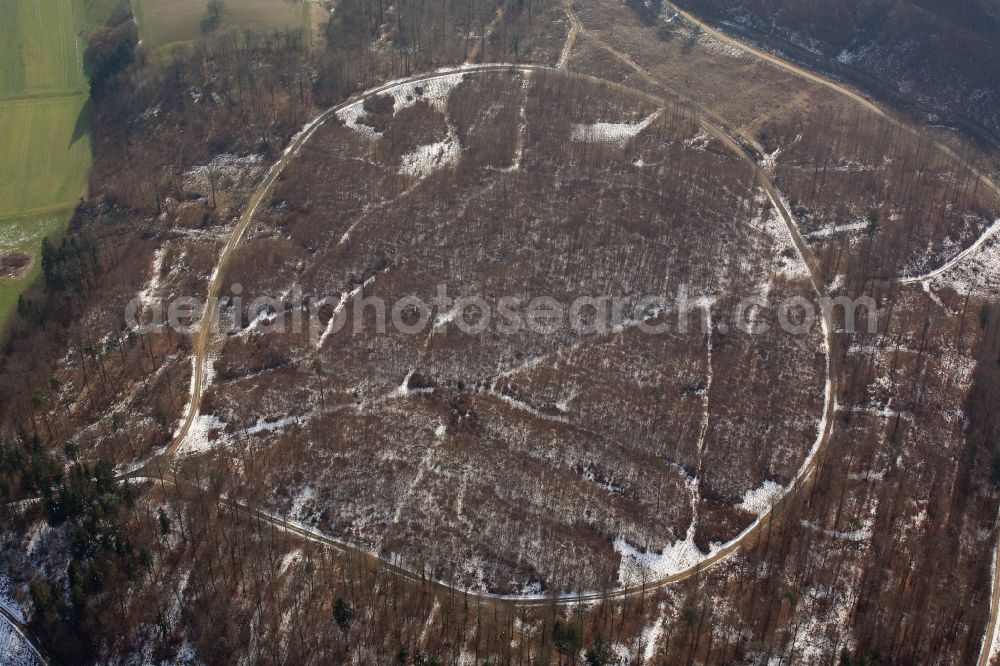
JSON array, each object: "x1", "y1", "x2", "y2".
[
  {"x1": 980, "y1": 530, "x2": 1000, "y2": 666},
  {"x1": 556, "y1": 10, "x2": 582, "y2": 68},
  {"x1": 465, "y1": 7, "x2": 508, "y2": 63},
  {"x1": 138, "y1": 63, "x2": 837, "y2": 608}
]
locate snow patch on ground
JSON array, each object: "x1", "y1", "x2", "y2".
[
  {"x1": 183, "y1": 153, "x2": 265, "y2": 193},
  {"x1": 610, "y1": 642, "x2": 631, "y2": 663},
  {"x1": 683, "y1": 132, "x2": 711, "y2": 150},
  {"x1": 801, "y1": 492, "x2": 877, "y2": 543},
  {"x1": 175, "y1": 351, "x2": 221, "y2": 456},
  {"x1": 399, "y1": 125, "x2": 462, "y2": 178},
  {"x1": 736, "y1": 480, "x2": 784, "y2": 516},
  {"x1": 0, "y1": 575, "x2": 25, "y2": 624},
  {"x1": 290, "y1": 486, "x2": 315, "y2": 519},
  {"x1": 278, "y1": 549, "x2": 303, "y2": 575},
  {"x1": 826, "y1": 274, "x2": 846, "y2": 293},
  {"x1": 180, "y1": 411, "x2": 227, "y2": 456},
  {"x1": 388, "y1": 76, "x2": 464, "y2": 111},
  {"x1": 247, "y1": 416, "x2": 299, "y2": 436},
  {"x1": 615, "y1": 536, "x2": 712, "y2": 586},
  {"x1": 571, "y1": 110, "x2": 661, "y2": 145},
  {"x1": 136, "y1": 246, "x2": 166, "y2": 309},
  {"x1": 315, "y1": 273, "x2": 381, "y2": 349},
  {"x1": 785, "y1": 586, "x2": 854, "y2": 661},
  {"x1": 759, "y1": 198, "x2": 811, "y2": 281},
  {"x1": 699, "y1": 33, "x2": 751, "y2": 60},
  {"x1": 0, "y1": 620, "x2": 40, "y2": 666}
]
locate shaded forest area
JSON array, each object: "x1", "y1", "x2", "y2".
[{"x1": 677, "y1": 0, "x2": 1000, "y2": 146}]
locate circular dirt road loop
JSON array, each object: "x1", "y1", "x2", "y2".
[{"x1": 174, "y1": 67, "x2": 829, "y2": 597}]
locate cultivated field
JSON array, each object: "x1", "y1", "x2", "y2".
[{"x1": 133, "y1": 0, "x2": 309, "y2": 51}]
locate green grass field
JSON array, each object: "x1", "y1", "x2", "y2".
[
  {"x1": 0, "y1": 0, "x2": 113, "y2": 326},
  {"x1": 133, "y1": 0, "x2": 309, "y2": 52},
  {"x1": 0, "y1": 95, "x2": 91, "y2": 217},
  {"x1": 0, "y1": 0, "x2": 86, "y2": 97}
]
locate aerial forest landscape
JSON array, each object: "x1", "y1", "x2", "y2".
[{"x1": 0, "y1": 0, "x2": 999, "y2": 664}]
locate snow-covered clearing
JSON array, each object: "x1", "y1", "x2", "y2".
[
  {"x1": 182, "y1": 153, "x2": 265, "y2": 193},
  {"x1": 289, "y1": 486, "x2": 315, "y2": 519},
  {"x1": 278, "y1": 549, "x2": 303, "y2": 575},
  {"x1": 615, "y1": 535, "x2": 709, "y2": 585},
  {"x1": 616, "y1": 477, "x2": 792, "y2": 585},
  {"x1": 699, "y1": 32, "x2": 751, "y2": 60},
  {"x1": 337, "y1": 74, "x2": 466, "y2": 138},
  {"x1": 179, "y1": 411, "x2": 226, "y2": 457},
  {"x1": 737, "y1": 480, "x2": 784, "y2": 515},
  {"x1": 756, "y1": 195, "x2": 812, "y2": 281},
  {"x1": 135, "y1": 246, "x2": 166, "y2": 310}
]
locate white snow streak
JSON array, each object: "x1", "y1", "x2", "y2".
[
  {"x1": 805, "y1": 221, "x2": 870, "y2": 240},
  {"x1": 641, "y1": 608, "x2": 665, "y2": 664}
]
